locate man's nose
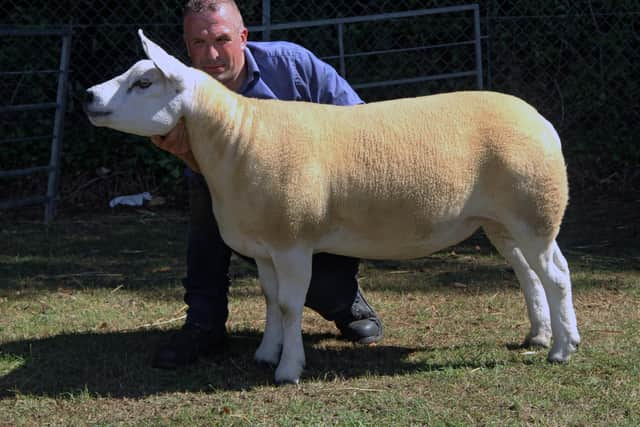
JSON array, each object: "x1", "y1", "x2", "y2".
[{"x1": 206, "y1": 44, "x2": 219, "y2": 60}]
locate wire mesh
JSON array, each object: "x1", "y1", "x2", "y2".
[{"x1": 1, "y1": 0, "x2": 638, "y2": 213}]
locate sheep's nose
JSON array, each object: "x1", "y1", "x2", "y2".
[{"x1": 84, "y1": 90, "x2": 95, "y2": 104}]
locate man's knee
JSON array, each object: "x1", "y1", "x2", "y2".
[{"x1": 305, "y1": 254, "x2": 359, "y2": 318}]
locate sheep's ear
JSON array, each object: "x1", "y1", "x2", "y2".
[{"x1": 138, "y1": 29, "x2": 187, "y2": 91}]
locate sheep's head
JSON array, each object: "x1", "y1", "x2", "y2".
[{"x1": 84, "y1": 30, "x2": 195, "y2": 136}]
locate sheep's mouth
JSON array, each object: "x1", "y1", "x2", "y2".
[{"x1": 85, "y1": 109, "x2": 112, "y2": 117}]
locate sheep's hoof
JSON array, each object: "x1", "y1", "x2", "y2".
[
  {"x1": 547, "y1": 354, "x2": 570, "y2": 364},
  {"x1": 275, "y1": 377, "x2": 300, "y2": 386},
  {"x1": 274, "y1": 362, "x2": 304, "y2": 385},
  {"x1": 547, "y1": 340, "x2": 579, "y2": 363},
  {"x1": 522, "y1": 336, "x2": 551, "y2": 349},
  {"x1": 523, "y1": 329, "x2": 552, "y2": 349}
]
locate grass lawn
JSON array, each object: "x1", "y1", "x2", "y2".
[{"x1": 1, "y1": 198, "x2": 639, "y2": 426}]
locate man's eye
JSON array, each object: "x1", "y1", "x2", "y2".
[{"x1": 133, "y1": 79, "x2": 152, "y2": 89}]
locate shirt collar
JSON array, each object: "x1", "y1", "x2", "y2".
[{"x1": 238, "y1": 46, "x2": 261, "y2": 95}]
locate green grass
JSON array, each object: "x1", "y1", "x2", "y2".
[{"x1": 1, "y1": 199, "x2": 639, "y2": 426}]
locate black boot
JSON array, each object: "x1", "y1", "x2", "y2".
[
  {"x1": 334, "y1": 289, "x2": 383, "y2": 345},
  {"x1": 152, "y1": 323, "x2": 227, "y2": 369}
]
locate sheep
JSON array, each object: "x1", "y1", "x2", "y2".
[{"x1": 84, "y1": 30, "x2": 580, "y2": 384}]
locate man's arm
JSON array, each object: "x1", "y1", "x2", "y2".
[
  {"x1": 294, "y1": 48, "x2": 364, "y2": 106},
  {"x1": 150, "y1": 118, "x2": 201, "y2": 173}
]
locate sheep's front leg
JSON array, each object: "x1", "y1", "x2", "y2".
[
  {"x1": 270, "y1": 247, "x2": 313, "y2": 385},
  {"x1": 254, "y1": 257, "x2": 283, "y2": 366}
]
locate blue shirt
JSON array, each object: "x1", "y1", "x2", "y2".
[{"x1": 238, "y1": 41, "x2": 363, "y2": 106}]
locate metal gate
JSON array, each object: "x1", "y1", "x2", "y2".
[
  {"x1": 0, "y1": 27, "x2": 72, "y2": 223},
  {"x1": 253, "y1": 4, "x2": 483, "y2": 92}
]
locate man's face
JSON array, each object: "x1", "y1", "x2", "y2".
[{"x1": 183, "y1": 4, "x2": 248, "y2": 91}]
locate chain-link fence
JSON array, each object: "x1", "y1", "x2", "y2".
[{"x1": 2, "y1": 1, "x2": 639, "y2": 216}]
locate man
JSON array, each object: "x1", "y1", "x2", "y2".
[{"x1": 151, "y1": 0, "x2": 383, "y2": 369}]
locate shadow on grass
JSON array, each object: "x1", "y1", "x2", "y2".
[
  {"x1": 1, "y1": 199, "x2": 637, "y2": 298},
  {"x1": 2, "y1": 237, "x2": 635, "y2": 300},
  {"x1": 0, "y1": 328, "x2": 497, "y2": 398}
]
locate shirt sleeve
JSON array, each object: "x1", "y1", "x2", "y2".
[{"x1": 293, "y1": 48, "x2": 364, "y2": 106}]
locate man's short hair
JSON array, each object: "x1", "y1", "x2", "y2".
[
  {"x1": 183, "y1": 0, "x2": 245, "y2": 29},
  {"x1": 183, "y1": 0, "x2": 241, "y2": 18}
]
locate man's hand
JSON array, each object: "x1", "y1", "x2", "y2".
[{"x1": 150, "y1": 118, "x2": 201, "y2": 173}]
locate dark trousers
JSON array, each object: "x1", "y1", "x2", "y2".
[{"x1": 184, "y1": 172, "x2": 359, "y2": 331}]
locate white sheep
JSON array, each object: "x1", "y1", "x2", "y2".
[{"x1": 85, "y1": 30, "x2": 580, "y2": 384}]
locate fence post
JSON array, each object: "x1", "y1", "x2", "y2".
[
  {"x1": 262, "y1": 0, "x2": 271, "y2": 41},
  {"x1": 473, "y1": 4, "x2": 484, "y2": 90},
  {"x1": 45, "y1": 30, "x2": 72, "y2": 223}
]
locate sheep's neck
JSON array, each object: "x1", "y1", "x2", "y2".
[
  {"x1": 184, "y1": 77, "x2": 257, "y2": 205},
  {"x1": 186, "y1": 78, "x2": 254, "y2": 162}
]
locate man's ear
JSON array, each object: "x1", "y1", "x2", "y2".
[
  {"x1": 240, "y1": 27, "x2": 249, "y2": 49},
  {"x1": 138, "y1": 29, "x2": 188, "y2": 91}
]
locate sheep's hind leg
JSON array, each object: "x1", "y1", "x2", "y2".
[
  {"x1": 270, "y1": 247, "x2": 313, "y2": 384},
  {"x1": 518, "y1": 238, "x2": 581, "y2": 362},
  {"x1": 483, "y1": 222, "x2": 552, "y2": 348},
  {"x1": 254, "y1": 257, "x2": 283, "y2": 366}
]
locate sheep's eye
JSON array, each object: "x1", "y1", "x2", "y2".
[{"x1": 133, "y1": 79, "x2": 152, "y2": 89}]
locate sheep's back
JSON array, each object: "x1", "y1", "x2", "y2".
[{"x1": 226, "y1": 91, "x2": 567, "y2": 247}]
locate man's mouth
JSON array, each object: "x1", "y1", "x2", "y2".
[{"x1": 202, "y1": 64, "x2": 226, "y2": 74}]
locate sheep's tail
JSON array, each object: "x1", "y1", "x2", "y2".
[{"x1": 542, "y1": 116, "x2": 562, "y2": 149}]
